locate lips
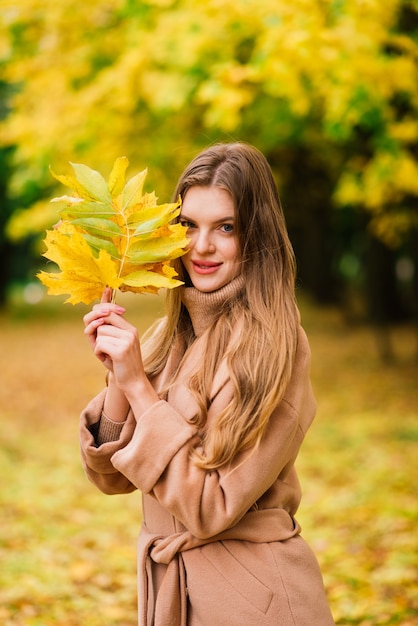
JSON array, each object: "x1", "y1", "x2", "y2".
[{"x1": 191, "y1": 260, "x2": 222, "y2": 274}]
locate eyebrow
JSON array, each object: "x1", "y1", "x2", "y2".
[{"x1": 180, "y1": 214, "x2": 235, "y2": 223}]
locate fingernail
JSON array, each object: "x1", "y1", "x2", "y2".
[{"x1": 116, "y1": 306, "x2": 126, "y2": 313}]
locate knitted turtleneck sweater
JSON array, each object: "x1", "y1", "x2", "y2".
[{"x1": 180, "y1": 275, "x2": 245, "y2": 338}]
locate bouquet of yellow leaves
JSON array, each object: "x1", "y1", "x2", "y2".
[{"x1": 37, "y1": 157, "x2": 189, "y2": 305}]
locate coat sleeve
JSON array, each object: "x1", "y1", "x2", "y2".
[
  {"x1": 110, "y1": 327, "x2": 316, "y2": 539},
  {"x1": 80, "y1": 388, "x2": 138, "y2": 495}
]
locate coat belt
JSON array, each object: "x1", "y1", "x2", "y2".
[{"x1": 138, "y1": 509, "x2": 301, "y2": 626}]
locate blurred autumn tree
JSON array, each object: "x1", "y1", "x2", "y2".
[{"x1": 1, "y1": 0, "x2": 417, "y2": 321}]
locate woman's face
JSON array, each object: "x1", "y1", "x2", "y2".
[{"x1": 180, "y1": 186, "x2": 242, "y2": 293}]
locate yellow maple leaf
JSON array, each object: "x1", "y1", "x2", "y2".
[{"x1": 37, "y1": 224, "x2": 123, "y2": 304}]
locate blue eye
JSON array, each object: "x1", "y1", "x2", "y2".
[{"x1": 221, "y1": 224, "x2": 234, "y2": 233}]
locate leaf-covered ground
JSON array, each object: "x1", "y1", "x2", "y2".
[{"x1": 0, "y1": 293, "x2": 417, "y2": 625}]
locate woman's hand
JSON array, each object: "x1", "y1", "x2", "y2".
[
  {"x1": 83, "y1": 288, "x2": 126, "y2": 371},
  {"x1": 84, "y1": 288, "x2": 159, "y2": 417},
  {"x1": 83, "y1": 288, "x2": 143, "y2": 388}
]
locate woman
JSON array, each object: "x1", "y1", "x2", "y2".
[{"x1": 80, "y1": 142, "x2": 335, "y2": 625}]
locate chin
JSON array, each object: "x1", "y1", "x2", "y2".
[{"x1": 192, "y1": 278, "x2": 230, "y2": 292}]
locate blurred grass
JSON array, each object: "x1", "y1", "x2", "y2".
[{"x1": 0, "y1": 292, "x2": 417, "y2": 625}]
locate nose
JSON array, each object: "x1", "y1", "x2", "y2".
[{"x1": 193, "y1": 229, "x2": 215, "y2": 254}]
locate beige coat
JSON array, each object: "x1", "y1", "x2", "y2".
[{"x1": 80, "y1": 286, "x2": 334, "y2": 625}]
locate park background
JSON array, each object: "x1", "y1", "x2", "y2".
[{"x1": 0, "y1": 0, "x2": 417, "y2": 624}]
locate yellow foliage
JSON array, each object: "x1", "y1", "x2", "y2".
[
  {"x1": 1, "y1": 0, "x2": 417, "y2": 248},
  {"x1": 37, "y1": 158, "x2": 189, "y2": 304},
  {"x1": 6, "y1": 200, "x2": 59, "y2": 242},
  {"x1": 338, "y1": 151, "x2": 418, "y2": 211},
  {"x1": 370, "y1": 211, "x2": 416, "y2": 249},
  {"x1": 388, "y1": 119, "x2": 418, "y2": 143},
  {"x1": 38, "y1": 225, "x2": 123, "y2": 305}
]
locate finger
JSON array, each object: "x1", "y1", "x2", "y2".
[
  {"x1": 101, "y1": 287, "x2": 113, "y2": 304},
  {"x1": 84, "y1": 316, "x2": 106, "y2": 339},
  {"x1": 83, "y1": 306, "x2": 109, "y2": 327},
  {"x1": 94, "y1": 337, "x2": 123, "y2": 366},
  {"x1": 83, "y1": 303, "x2": 125, "y2": 327},
  {"x1": 95, "y1": 311, "x2": 132, "y2": 332},
  {"x1": 84, "y1": 313, "x2": 124, "y2": 342}
]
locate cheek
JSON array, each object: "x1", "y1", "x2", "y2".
[
  {"x1": 181, "y1": 251, "x2": 192, "y2": 271},
  {"x1": 229, "y1": 239, "x2": 241, "y2": 262},
  {"x1": 184, "y1": 232, "x2": 197, "y2": 251}
]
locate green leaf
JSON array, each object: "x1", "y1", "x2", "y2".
[
  {"x1": 129, "y1": 203, "x2": 180, "y2": 236},
  {"x1": 70, "y1": 163, "x2": 113, "y2": 204},
  {"x1": 82, "y1": 233, "x2": 119, "y2": 259},
  {"x1": 49, "y1": 168, "x2": 91, "y2": 199},
  {"x1": 128, "y1": 234, "x2": 189, "y2": 264},
  {"x1": 71, "y1": 217, "x2": 123, "y2": 239},
  {"x1": 58, "y1": 201, "x2": 115, "y2": 220},
  {"x1": 122, "y1": 168, "x2": 148, "y2": 211}
]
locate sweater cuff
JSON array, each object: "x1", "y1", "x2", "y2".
[{"x1": 96, "y1": 411, "x2": 127, "y2": 446}]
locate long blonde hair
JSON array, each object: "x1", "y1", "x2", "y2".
[{"x1": 143, "y1": 142, "x2": 300, "y2": 470}]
